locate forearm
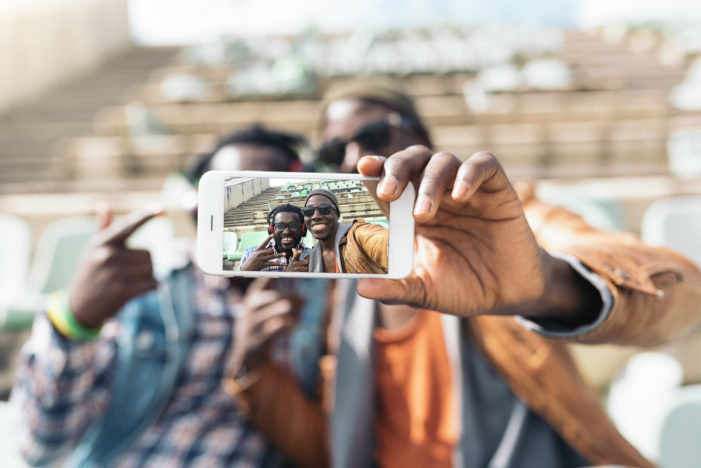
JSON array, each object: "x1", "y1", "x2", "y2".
[
  {"x1": 224, "y1": 362, "x2": 329, "y2": 468},
  {"x1": 14, "y1": 315, "x2": 116, "y2": 465}
]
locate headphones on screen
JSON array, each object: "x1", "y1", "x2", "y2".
[{"x1": 267, "y1": 204, "x2": 307, "y2": 237}]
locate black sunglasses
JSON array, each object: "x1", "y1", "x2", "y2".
[
  {"x1": 302, "y1": 204, "x2": 337, "y2": 218},
  {"x1": 318, "y1": 113, "x2": 406, "y2": 166}
]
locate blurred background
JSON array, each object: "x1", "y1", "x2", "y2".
[{"x1": 2, "y1": 0, "x2": 701, "y2": 465}]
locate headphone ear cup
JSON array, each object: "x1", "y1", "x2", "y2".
[
  {"x1": 301, "y1": 222, "x2": 307, "y2": 237},
  {"x1": 268, "y1": 223, "x2": 273, "y2": 235}
]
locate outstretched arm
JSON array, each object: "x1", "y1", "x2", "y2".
[{"x1": 356, "y1": 148, "x2": 701, "y2": 345}]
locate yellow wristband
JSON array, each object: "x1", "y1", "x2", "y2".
[{"x1": 46, "y1": 291, "x2": 101, "y2": 340}]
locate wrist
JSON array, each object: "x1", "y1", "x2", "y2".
[
  {"x1": 529, "y1": 252, "x2": 602, "y2": 326},
  {"x1": 46, "y1": 291, "x2": 102, "y2": 340}
]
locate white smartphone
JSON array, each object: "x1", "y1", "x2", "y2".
[{"x1": 196, "y1": 170, "x2": 415, "y2": 279}]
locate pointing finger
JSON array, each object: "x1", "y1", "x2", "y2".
[
  {"x1": 100, "y1": 204, "x2": 164, "y2": 246},
  {"x1": 95, "y1": 200, "x2": 114, "y2": 231},
  {"x1": 258, "y1": 234, "x2": 274, "y2": 249}
]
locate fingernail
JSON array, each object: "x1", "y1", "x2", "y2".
[
  {"x1": 378, "y1": 176, "x2": 398, "y2": 196},
  {"x1": 414, "y1": 195, "x2": 432, "y2": 216},
  {"x1": 452, "y1": 181, "x2": 469, "y2": 199}
]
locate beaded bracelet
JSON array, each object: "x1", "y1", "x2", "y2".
[{"x1": 46, "y1": 290, "x2": 101, "y2": 340}]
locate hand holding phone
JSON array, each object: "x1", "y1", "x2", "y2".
[{"x1": 355, "y1": 149, "x2": 547, "y2": 317}]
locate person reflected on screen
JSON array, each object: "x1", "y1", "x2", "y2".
[
  {"x1": 303, "y1": 189, "x2": 388, "y2": 274},
  {"x1": 239, "y1": 204, "x2": 311, "y2": 272}
]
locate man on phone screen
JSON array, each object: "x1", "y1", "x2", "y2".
[
  {"x1": 303, "y1": 189, "x2": 388, "y2": 274},
  {"x1": 239, "y1": 204, "x2": 311, "y2": 272}
]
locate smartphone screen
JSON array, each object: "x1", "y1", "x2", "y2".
[{"x1": 197, "y1": 171, "x2": 415, "y2": 278}]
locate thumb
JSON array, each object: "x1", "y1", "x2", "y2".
[
  {"x1": 356, "y1": 278, "x2": 408, "y2": 303},
  {"x1": 95, "y1": 200, "x2": 114, "y2": 231}
]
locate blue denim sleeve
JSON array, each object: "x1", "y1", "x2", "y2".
[{"x1": 12, "y1": 313, "x2": 118, "y2": 465}]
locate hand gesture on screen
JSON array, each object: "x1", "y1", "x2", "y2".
[
  {"x1": 239, "y1": 234, "x2": 286, "y2": 271},
  {"x1": 285, "y1": 248, "x2": 310, "y2": 272}
]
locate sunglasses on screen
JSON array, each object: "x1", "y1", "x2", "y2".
[{"x1": 302, "y1": 204, "x2": 337, "y2": 217}]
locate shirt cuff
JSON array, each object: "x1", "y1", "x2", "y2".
[{"x1": 516, "y1": 253, "x2": 613, "y2": 338}]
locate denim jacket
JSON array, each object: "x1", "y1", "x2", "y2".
[
  {"x1": 64, "y1": 268, "x2": 329, "y2": 467},
  {"x1": 67, "y1": 267, "x2": 196, "y2": 467}
]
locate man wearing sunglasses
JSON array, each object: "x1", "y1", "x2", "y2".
[
  {"x1": 240, "y1": 204, "x2": 311, "y2": 272},
  {"x1": 303, "y1": 189, "x2": 388, "y2": 274},
  {"x1": 226, "y1": 78, "x2": 701, "y2": 468},
  {"x1": 317, "y1": 112, "x2": 426, "y2": 173}
]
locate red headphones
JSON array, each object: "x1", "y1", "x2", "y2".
[{"x1": 267, "y1": 205, "x2": 307, "y2": 237}]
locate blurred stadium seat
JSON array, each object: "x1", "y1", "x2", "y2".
[
  {"x1": 606, "y1": 352, "x2": 684, "y2": 462},
  {"x1": 536, "y1": 186, "x2": 625, "y2": 231},
  {"x1": 658, "y1": 384, "x2": 701, "y2": 468},
  {"x1": 223, "y1": 231, "x2": 239, "y2": 259},
  {"x1": 641, "y1": 196, "x2": 701, "y2": 268},
  {"x1": 0, "y1": 214, "x2": 32, "y2": 329},
  {"x1": 667, "y1": 128, "x2": 701, "y2": 179},
  {"x1": 0, "y1": 216, "x2": 95, "y2": 331},
  {"x1": 0, "y1": 215, "x2": 174, "y2": 331}
]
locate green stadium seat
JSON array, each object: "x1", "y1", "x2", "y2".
[
  {"x1": 365, "y1": 217, "x2": 389, "y2": 228},
  {"x1": 228, "y1": 231, "x2": 269, "y2": 262},
  {"x1": 223, "y1": 231, "x2": 238, "y2": 258}
]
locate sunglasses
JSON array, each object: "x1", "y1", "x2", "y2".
[
  {"x1": 302, "y1": 204, "x2": 337, "y2": 218},
  {"x1": 273, "y1": 222, "x2": 301, "y2": 232},
  {"x1": 318, "y1": 113, "x2": 405, "y2": 166}
]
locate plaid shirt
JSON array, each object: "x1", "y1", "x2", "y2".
[
  {"x1": 239, "y1": 240, "x2": 310, "y2": 272},
  {"x1": 14, "y1": 263, "x2": 290, "y2": 467}
]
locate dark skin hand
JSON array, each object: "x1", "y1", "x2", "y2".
[
  {"x1": 228, "y1": 278, "x2": 304, "y2": 374},
  {"x1": 239, "y1": 234, "x2": 286, "y2": 271},
  {"x1": 69, "y1": 203, "x2": 163, "y2": 329},
  {"x1": 356, "y1": 147, "x2": 600, "y2": 325},
  {"x1": 285, "y1": 248, "x2": 310, "y2": 272}
]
